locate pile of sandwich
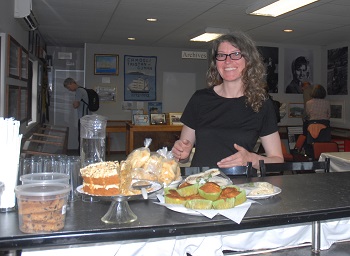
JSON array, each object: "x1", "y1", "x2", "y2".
[{"x1": 164, "y1": 169, "x2": 246, "y2": 210}]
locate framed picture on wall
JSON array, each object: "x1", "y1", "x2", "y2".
[
  {"x1": 21, "y1": 47, "x2": 28, "y2": 81},
  {"x1": 288, "y1": 103, "x2": 304, "y2": 118},
  {"x1": 8, "y1": 35, "x2": 21, "y2": 79},
  {"x1": 94, "y1": 54, "x2": 119, "y2": 75},
  {"x1": 330, "y1": 101, "x2": 345, "y2": 123}
]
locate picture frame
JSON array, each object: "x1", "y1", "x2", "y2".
[
  {"x1": 131, "y1": 109, "x2": 144, "y2": 124},
  {"x1": 169, "y1": 112, "x2": 183, "y2": 125},
  {"x1": 148, "y1": 102, "x2": 162, "y2": 114},
  {"x1": 6, "y1": 85, "x2": 28, "y2": 123},
  {"x1": 134, "y1": 114, "x2": 150, "y2": 126},
  {"x1": 330, "y1": 101, "x2": 345, "y2": 123},
  {"x1": 96, "y1": 85, "x2": 117, "y2": 102},
  {"x1": 150, "y1": 113, "x2": 166, "y2": 125},
  {"x1": 288, "y1": 103, "x2": 304, "y2": 118},
  {"x1": 28, "y1": 30, "x2": 34, "y2": 54},
  {"x1": 94, "y1": 54, "x2": 119, "y2": 75},
  {"x1": 21, "y1": 47, "x2": 28, "y2": 81},
  {"x1": 8, "y1": 35, "x2": 21, "y2": 79}
]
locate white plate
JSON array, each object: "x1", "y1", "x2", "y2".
[
  {"x1": 76, "y1": 179, "x2": 163, "y2": 200},
  {"x1": 237, "y1": 182, "x2": 281, "y2": 199},
  {"x1": 164, "y1": 204, "x2": 202, "y2": 216},
  {"x1": 166, "y1": 176, "x2": 183, "y2": 188}
]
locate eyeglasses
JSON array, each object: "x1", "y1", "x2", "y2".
[{"x1": 215, "y1": 52, "x2": 243, "y2": 61}]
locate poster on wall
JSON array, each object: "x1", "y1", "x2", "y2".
[
  {"x1": 148, "y1": 102, "x2": 162, "y2": 114},
  {"x1": 124, "y1": 55, "x2": 157, "y2": 101},
  {"x1": 327, "y1": 47, "x2": 348, "y2": 95},
  {"x1": 96, "y1": 85, "x2": 116, "y2": 102},
  {"x1": 257, "y1": 46, "x2": 279, "y2": 93},
  {"x1": 284, "y1": 48, "x2": 313, "y2": 94}
]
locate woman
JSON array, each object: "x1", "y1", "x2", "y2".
[
  {"x1": 285, "y1": 56, "x2": 311, "y2": 94},
  {"x1": 304, "y1": 84, "x2": 331, "y2": 155},
  {"x1": 171, "y1": 31, "x2": 283, "y2": 169},
  {"x1": 305, "y1": 84, "x2": 330, "y2": 121}
]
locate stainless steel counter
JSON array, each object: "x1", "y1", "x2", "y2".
[{"x1": 1, "y1": 172, "x2": 350, "y2": 252}]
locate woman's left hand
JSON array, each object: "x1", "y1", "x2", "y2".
[{"x1": 217, "y1": 144, "x2": 252, "y2": 168}]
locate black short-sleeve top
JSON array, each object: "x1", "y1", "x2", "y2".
[{"x1": 180, "y1": 87, "x2": 278, "y2": 167}]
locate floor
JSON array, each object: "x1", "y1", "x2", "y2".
[
  {"x1": 223, "y1": 240, "x2": 350, "y2": 255},
  {"x1": 4, "y1": 241, "x2": 349, "y2": 256}
]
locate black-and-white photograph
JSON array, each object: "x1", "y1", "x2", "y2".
[
  {"x1": 257, "y1": 46, "x2": 279, "y2": 93},
  {"x1": 327, "y1": 47, "x2": 348, "y2": 95},
  {"x1": 284, "y1": 49, "x2": 313, "y2": 94}
]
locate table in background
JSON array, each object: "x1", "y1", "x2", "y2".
[
  {"x1": 319, "y1": 152, "x2": 350, "y2": 172},
  {"x1": 126, "y1": 123, "x2": 182, "y2": 154},
  {"x1": 106, "y1": 120, "x2": 128, "y2": 155}
]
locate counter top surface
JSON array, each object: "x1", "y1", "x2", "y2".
[{"x1": 1, "y1": 172, "x2": 350, "y2": 250}]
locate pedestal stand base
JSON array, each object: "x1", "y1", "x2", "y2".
[{"x1": 101, "y1": 200, "x2": 137, "y2": 224}]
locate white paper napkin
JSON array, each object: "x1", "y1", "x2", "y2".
[{"x1": 156, "y1": 195, "x2": 253, "y2": 224}]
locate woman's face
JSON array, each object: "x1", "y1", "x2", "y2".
[
  {"x1": 295, "y1": 64, "x2": 309, "y2": 82},
  {"x1": 216, "y1": 41, "x2": 246, "y2": 83}
]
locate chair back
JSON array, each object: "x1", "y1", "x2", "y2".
[
  {"x1": 259, "y1": 158, "x2": 330, "y2": 176},
  {"x1": 294, "y1": 134, "x2": 306, "y2": 152},
  {"x1": 220, "y1": 162, "x2": 254, "y2": 178},
  {"x1": 313, "y1": 142, "x2": 339, "y2": 160},
  {"x1": 281, "y1": 141, "x2": 293, "y2": 162},
  {"x1": 181, "y1": 163, "x2": 255, "y2": 178}
]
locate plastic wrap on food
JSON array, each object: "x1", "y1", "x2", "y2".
[
  {"x1": 126, "y1": 138, "x2": 151, "y2": 169},
  {"x1": 142, "y1": 153, "x2": 163, "y2": 177},
  {"x1": 131, "y1": 167, "x2": 158, "y2": 182},
  {"x1": 157, "y1": 147, "x2": 181, "y2": 185}
]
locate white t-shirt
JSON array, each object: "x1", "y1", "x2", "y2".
[{"x1": 75, "y1": 87, "x2": 89, "y2": 119}]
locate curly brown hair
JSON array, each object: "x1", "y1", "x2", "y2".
[{"x1": 207, "y1": 31, "x2": 267, "y2": 112}]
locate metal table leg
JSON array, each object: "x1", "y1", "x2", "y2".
[{"x1": 312, "y1": 221, "x2": 321, "y2": 254}]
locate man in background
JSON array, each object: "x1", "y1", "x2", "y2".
[{"x1": 63, "y1": 78, "x2": 89, "y2": 148}]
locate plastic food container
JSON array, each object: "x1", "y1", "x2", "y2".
[
  {"x1": 20, "y1": 173, "x2": 70, "y2": 185},
  {"x1": 14, "y1": 183, "x2": 70, "y2": 233}
]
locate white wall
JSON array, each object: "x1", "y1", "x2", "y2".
[
  {"x1": 0, "y1": 0, "x2": 36, "y2": 135},
  {"x1": 84, "y1": 43, "x2": 208, "y2": 121}
]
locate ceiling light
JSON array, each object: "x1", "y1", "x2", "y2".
[
  {"x1": 190, "y1": 27, "x2": 230, "y2": 42},
  {"x1": 128, "y1": 37, "x2": 136, "y2": 41},
  {"x1": 146, "y1": 18, "x2": 157, "y2": 22},
  {"x1": 246, "y1": 0, "x2": 319, "y2": 17},
  {"x1": 284, "y1": 29, "x2": 293, "y2": 32}
]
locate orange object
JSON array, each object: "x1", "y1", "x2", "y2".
[
  {"x1": 281, "y1": 141, "x2": 293, "y2": 162},
  {"x1": 313, "y1": 142, "x2": 339, "y2": 160},
  {"x1": 307, "y1": 124, "x2": 327, "y2": 139},
  {"x1": 295, "y1": 134, "x2": 306, "y2": 152}
]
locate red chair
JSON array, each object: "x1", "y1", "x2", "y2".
[
  {"x1": 281, "y1": 141, "x2": 293, "y2": 162},
  {"x1": 294, "y1": 134, "x2": 306, "y2": 153},
  {"x1": 291, "y1": 134, "x2": 309, "y2": 161},
  {"x1": 313, "y1": 142, "x2": 339, "y2": 160}
]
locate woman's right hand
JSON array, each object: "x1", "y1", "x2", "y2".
[{"x1": 172, "y1": 139, "x2": 193, "y2": 162}]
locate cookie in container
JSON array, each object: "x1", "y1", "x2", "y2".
[{"x1": 14, "y1": 183, "x2": 70, "y2": 233}]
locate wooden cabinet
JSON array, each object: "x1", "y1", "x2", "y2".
[{"x1": 126, "y1": 122, "x2": 182, "y2": 154}]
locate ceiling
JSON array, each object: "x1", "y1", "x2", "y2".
[{"x1": 32, "y1": 0, "x2": 350, "y2": 49}]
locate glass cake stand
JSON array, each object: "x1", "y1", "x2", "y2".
[{"x1": 77, "y1": 180, "x2": 163, "y2": 224}]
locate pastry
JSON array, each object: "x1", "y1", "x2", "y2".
[{"x1": 80, "y1": 161, "x2": 120, "y2": 196}]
